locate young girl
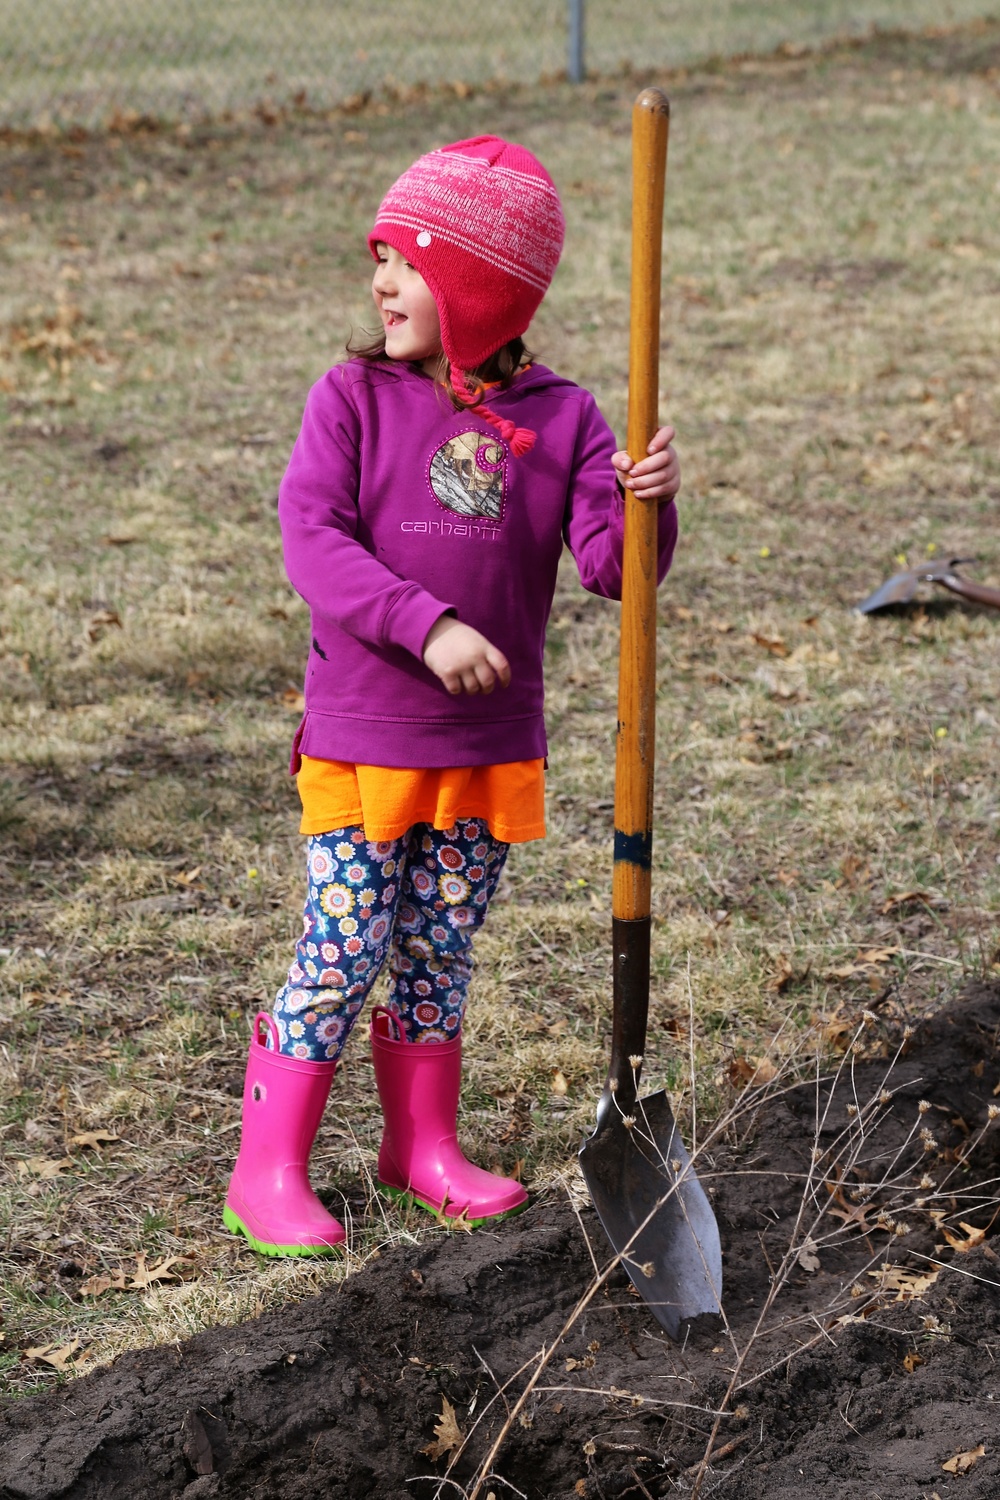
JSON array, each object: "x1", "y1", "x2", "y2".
[{"x1": 224, "y1": 134, "x2": 681, "y2": 1256}]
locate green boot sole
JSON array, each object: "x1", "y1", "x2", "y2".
[
  {"x1": 378, "y1": 1182, "x2": 528, "y2": 1229},
  {"x1": 222, "y1": 1204, "x2": 342, "y2": 1258}
]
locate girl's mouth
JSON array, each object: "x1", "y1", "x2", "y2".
[{"x1": 384, "y1": 311, "x2": 407, "y2": 328}]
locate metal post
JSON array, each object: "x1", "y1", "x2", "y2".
[{"x1": 568, "y1": 0, "x2": 585, "y2": 83}]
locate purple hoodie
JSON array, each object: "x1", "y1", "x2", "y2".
[{"x1": 279, "y1": 359, "x2": 677, "y2": 769}]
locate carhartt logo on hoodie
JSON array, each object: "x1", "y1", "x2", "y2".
[{"x1": 427, "y1": 430, "x2": 506, "y2": 523}]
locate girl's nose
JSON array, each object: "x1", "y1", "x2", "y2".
[{"x1": 373, "y1": 265, "x2": 396, "y2": 297}]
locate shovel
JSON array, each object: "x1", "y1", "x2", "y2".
[
  {"x1": 855, "y1": 556, "x2": 1000, "y2": 614},
  {"x1": 578, "y1": 88, "x2": 723, "y2": 1342}
]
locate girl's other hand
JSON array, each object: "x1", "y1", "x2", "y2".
[
  {"x1": 422, "y1": 616, "x2": 511, "y2": 696},
  {"x1": 611, "y1": 424, "x2": 680, "y2": 502}
]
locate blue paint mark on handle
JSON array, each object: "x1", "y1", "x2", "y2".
[{"x1": 614, "y1": 828, "x2": 652, "y2": 868}]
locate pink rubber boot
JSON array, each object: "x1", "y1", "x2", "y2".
[
  {"x1": 370, "y1": 1007, "x2": 527, "y2": 1224},
  {"x1": 223, "y1": 1013, "x2": 346, "y2": 1256}
]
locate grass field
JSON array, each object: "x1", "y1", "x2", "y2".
[
  {"x1": 1, "y1": 18, "x2": 999, "y2": 1395},
  {"x1": 1, "y1": 0, "x2": 999, "y2": 125}
]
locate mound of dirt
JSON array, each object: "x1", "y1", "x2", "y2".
[{"x1": 3, "y1": 983, "x2": 1000, "y2": 1500}]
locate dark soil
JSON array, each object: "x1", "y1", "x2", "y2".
[{"x1": 3, "y1": 983, "x2": 1000, "y2": 1500}]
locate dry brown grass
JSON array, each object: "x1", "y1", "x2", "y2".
[{"x1": 2, "y1": 21, "x2": 999, "y2": 1394}]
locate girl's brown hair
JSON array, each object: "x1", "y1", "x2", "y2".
[{"x1": 345, "y1": 328, "x2": 531, "y2": 410}]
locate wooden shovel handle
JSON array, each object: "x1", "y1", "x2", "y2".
[
  {"x1": 606, "y1": 89, "x2": 670, "y2": 1102},
  {"x1": 614, "y1": 88, "x2": 670, "y2": 925}
]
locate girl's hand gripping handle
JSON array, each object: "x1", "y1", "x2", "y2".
[{"x1": 612, "y1": 422, "x2": 680, "y2": 502}]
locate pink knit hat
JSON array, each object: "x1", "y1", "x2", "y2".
[{"x1": 369, "y1": 136, "x2": 564, "y2": 453}]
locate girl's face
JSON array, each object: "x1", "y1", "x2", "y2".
[{"x1": 372, "y1": 243, "x2": 443, "y2": 373}]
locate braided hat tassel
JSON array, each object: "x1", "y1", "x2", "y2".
[{"x1": 449, "y1": 364, "x2": 537, "y2": 459}]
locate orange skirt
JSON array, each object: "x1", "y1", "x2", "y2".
[{"x1": 297, "y1": 756, "x2": 546, "y2": 844}]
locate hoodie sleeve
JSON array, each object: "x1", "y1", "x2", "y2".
[
  {"x1": 278, "y1": 368, "x2": 454, "y2": 659},
  {"x1": 562, "y1": 392, "x2": 677, "y2": 600}
]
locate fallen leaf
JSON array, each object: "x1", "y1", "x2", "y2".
[
  {"x1": 903, "y1": 1351, "x2": 924, "y2": 1372},
  {"x1": 750, "y1": 631, "x2": 789, "y2": 656},
  {"x1": 867, "y1": 1264, "x2": 941, "y2": 1301},
  {"x1": 828, "y1": 1183, "x2": 878, "y2": 1234},
  {"x1": 942, "y1": 1443, "x2": 985, "y2": 1475},
  {"x1": 822, "y1": 1011, "x2": 855, "y2": 1049},
  {"x1": 86, "y1": 608, "x2": 122, "y2": 642},
  {"x1": 421, "y1": 1395, "x2": 464, "y2": 1460},
  {"x1": 768, "y1": 953, "x2": 795, "y2": 992},
  {"x1": 551, "y1": 1069, "x2": 569, "y2": 1096},
  {"x1": 128, "y1": 1252, "x2": 189, "y2": 1289},
  {"x1": 797, "y1": 1238, "x2": 821, "y2": 1273},
  {"x1": 840, "y1": 854, "x2": 871, "y2": 888},
  {"x1": 939, "y1": 1221, "x2": 987, "y2": 1254},
  {"x1": 70, "y1": 1130, "x2": 119, "y2": 1149},
  {"x1": 881, "y1": 890, "x2": 934, "y2": 914},
  {"x1": 25, "y1": 1339, "x2": 90, "y2": 1371},
  {"x1": 432, "y1": 1205, "x2": 475, "y2": 1233},
  {"x1": 727, "y1": 1055, "x2": 778, "y2": 1088},
  {"x1": 16, "y1": 1156, "x2": 74, "y2": 1179},
  {"x1": 827, "y1": 946, "x2": 900, "y2": 981},
  {"x1": 80, "y1": 1269, "x2": 128, "y2": 1296}
]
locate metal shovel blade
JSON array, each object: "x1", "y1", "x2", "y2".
[
  {"x1": 856, "y1": 557, "x2": 978, "y2": 613},
  {"x1": 580, "y1": 1087, "x2": 722, "y2": 1342}
]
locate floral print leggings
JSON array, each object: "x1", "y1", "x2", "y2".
[{"x1": 272, "y1": 820, "x2": 509, "y2": 1061}]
